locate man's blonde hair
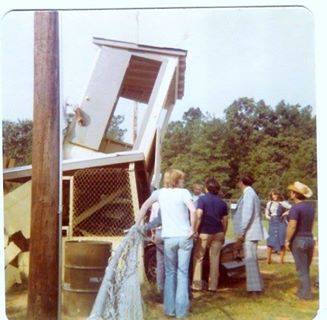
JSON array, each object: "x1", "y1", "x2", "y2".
[{"x1": 163, "y1": 169, "x2": 185, "y2": 188}]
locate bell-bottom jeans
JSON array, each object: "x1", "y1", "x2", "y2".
[{"x1": 163, "y1": 236, "x2": 193, "y2": 318}]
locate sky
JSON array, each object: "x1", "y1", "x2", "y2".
[{"x1": 1, "y1": 7, "x2": 315, "y2": 142}]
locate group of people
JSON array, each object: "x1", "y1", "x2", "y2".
[{"x1": 135, "y1": 169, "x2": 315, "y2": 319}]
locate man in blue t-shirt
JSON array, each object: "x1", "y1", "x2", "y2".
[
  {"x1": 285, "y1": 181, "x2": 315, "y2": 300},
  {"x1": 191, "y1": 177, "x2": 228, "y2": 292}
]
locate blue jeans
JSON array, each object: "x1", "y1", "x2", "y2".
[
  {"x1": 291, "y1": 236, "x2": 315, "y2": 299},
  {"x1": 164, "y1": 237, "x2": 193, "y2": 318}
]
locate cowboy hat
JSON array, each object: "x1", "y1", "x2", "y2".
[{"x1": 287, "y1": 181, "x2": 313, "y2": 198}]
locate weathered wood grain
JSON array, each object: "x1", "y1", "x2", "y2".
[{"x1": 27, "y1": 11, "x2": 60, "y2": 320}]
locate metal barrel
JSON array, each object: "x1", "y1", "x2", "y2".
[{"x1": 62, "y1": 240, "x2": 112, "y2": 317}]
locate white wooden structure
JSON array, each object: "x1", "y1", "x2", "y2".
[
  {"x1": 3, "y1": 38, "x2": 187, "y2": 187},
  {"x1": 3, "y1": 39, "x2": 187, "y2": 289}
]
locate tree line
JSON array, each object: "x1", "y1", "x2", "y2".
[
  {"x1": 161, "y1": 98, "x2": 316, "y2": 199},
  {"x1": 2, "y1": 115, "x2": 126, "y2": 168},
  {"x1": 2, "y1": 97, "x2": 316, "y2": 199}
]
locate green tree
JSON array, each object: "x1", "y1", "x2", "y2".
[
  {"x1": 281, "y1": 137, "x2": 317, "y2": 196},
  {"x1": 106, "y1": 115, "x2": 127, "y2": 142},
  {"x1": 162, "y1": 107, "x2": 205, "y2": 173},
  {"x1": 162, "y1": 99, "x2": 317, "y2": 199},
  {"x1": 3, "y1": 114, "x2": 128, "y2": 167},
  {"x1": 239, "y1": 135, "x2": 303, "y2": 198},
  {"x1": 2, "y1": 119, "x2": 33, "y2": 166}
]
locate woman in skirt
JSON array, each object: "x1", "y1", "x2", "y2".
[{"x1": 265, "y1": 189, "x2": 291, "y2": 264}]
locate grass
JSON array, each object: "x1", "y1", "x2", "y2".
[
  {"x1": 143, "y1": 261, "x2": 319, "y2": 320},
  {"x1": 6, "y1": 216, "x2": 318, "y2": 320},
  {"x1": 7, "y1": 260, "x2": 319, "y2": 320},
  {"x1": 143, "y1": 216, "x2": 319, "y2": 320}
]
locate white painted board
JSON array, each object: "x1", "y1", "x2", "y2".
[
  {"x1": 70, "y1": 47, "x2": 131, "y2": 150},
  {"x1": 4, "y1": 230, "x2": 9, "y2": 248},
  {"x1": 5, "y1": 265, "x2": 22, "y2": 292},
  {"x1": 136, "y1": 57, "x2": 178, "y2": 159},
  {"x1": 18, "y1": 252, "x2": 30, "y2": 279},
  {"x1": 4, "y1": 181, "x2": 31, "y2": 238},
  {"x1": 5, "y1": 242, "x2": 21, "y2": 267}
]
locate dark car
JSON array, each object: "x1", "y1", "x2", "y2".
[{"x1": 144, "y1": 239, "x2": 245, "y2": 286}]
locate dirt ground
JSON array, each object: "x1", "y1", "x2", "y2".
[
  {"x1": 6, "y1": 286, "x2": 87, "y2": 320},
  {"x1": 5, "y1": 249, "x2": 319, "y2": 320},
  {"x1": 6, "y1": 284, "x2": 28, "y2": 320}
]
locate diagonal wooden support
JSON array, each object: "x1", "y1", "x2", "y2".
[{"x1": 74, "y1": 188, "x2": 124, "y2": 227}]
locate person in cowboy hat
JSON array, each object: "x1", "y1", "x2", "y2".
[{"x1": 285, "y1": 181, "x2": 315, "y2": 300}]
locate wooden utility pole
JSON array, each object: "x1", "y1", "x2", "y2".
[{"x1": 27, "y1": 11, "x2": 60, "y2": 320}]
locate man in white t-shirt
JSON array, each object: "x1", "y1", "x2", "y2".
[{"x1": 136, "y1": 169, "x2": 196, "y2": 319}]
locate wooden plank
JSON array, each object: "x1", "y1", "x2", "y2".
[
  {"x1": 100, "y1": 141, "x2": 132, "y2": 153},
  {"x1": 3, "y1": 156, "x2": 8, "y2": 168},
  {"x1": 4, "y1": 180, "x2": 31, "y2": 238},
  {"x1": 145, "y1": 132, "x2": 156, "y2": 177},
  {"x1": 5, "y1": 265, "x2": 22, "y2": 292},
  {"x1": 18, "y1": 252, "x2": 30, "y2": 280},
  {"x1": 63, "y1": 151, "x2": 144, "y2": 171},
  {"x1": 8, "y1": 158, "x2": 16, "y2": 168},
  {"x1": 28, "y1": 11, "x2": 60, "y2": 320},
  {"x1": 3, "y1": 165, "x2": 32, "y2": 182},
  {"x1": 4, "y1": 231, "x2": 9, "y2": 248},
  {"x1": 70, "y1": 47, "x2": 131, "y2": 150},
  {"x1": 3, "y1": 151, "x2": 145, "y2": 182},
  {"x1": 93, "y1": 37, "x2": 187, "y2": 57},
  {"x1": 165, "y1": 70, "x2": 177, "y2": 108},
  {"x1": 133, "y1": 57, "x2": 169, "y2": 149},
  {"x1": 99, "y1": 138, "x2": 133, "y2": 153},
  {"x1": 128, "y1": 163, "x2": 140, "y2": 215},
  {"x1": 68, "y1": 177, "x2": 74, "y2": 239},
  {"x1": 73, "y1": 188, "x2": 124, "y2": 227},
  {"x1": 120, "y1": 87, "x2": 151, "y2": 104},
  {"x1": 135, "y1": 57, "x2": 178, "y2": 159},
  {"x1": 63, "y1": 141, "x2": 101, "y2": 160},
  {"x1": 5, "y1": 242, "x2": 22, "y2": 267},
  {"x1": 129, "y1": 163, "x2": 144, "y2": 284},
  {"x1": 127, "y1": 69, "x2": 159, "y2": 78},
  {"x1": 3, "y1": 157, "x2": 17, "y2": 193},
  {"x1": 161, "y1": 101, "x2": 175, "y2": 139},
  {"x1": 9, "y1": 231, "x2": 29, "y2": 252},
  {"x1": 128, "y1": 55, "x2": 161, "y2": 70},
  {"x1": 124, "y1": 75, "x2": 158, "y2": 86},
  {"x1": 152, "y1": 129, "x2": 162, "y2": 188}
]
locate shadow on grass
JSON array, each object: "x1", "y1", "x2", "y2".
[{"x1": 143, "y1": 261, "x2": 319, "y2": 320}]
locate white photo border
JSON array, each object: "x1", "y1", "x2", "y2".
[{"x1": 0, "y1": 1, "x2": 326, "y2": 319}]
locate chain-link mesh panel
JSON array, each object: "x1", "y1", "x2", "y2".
[{"x1": 71, "y1": 167, "x2": 136, "y2": 237}]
